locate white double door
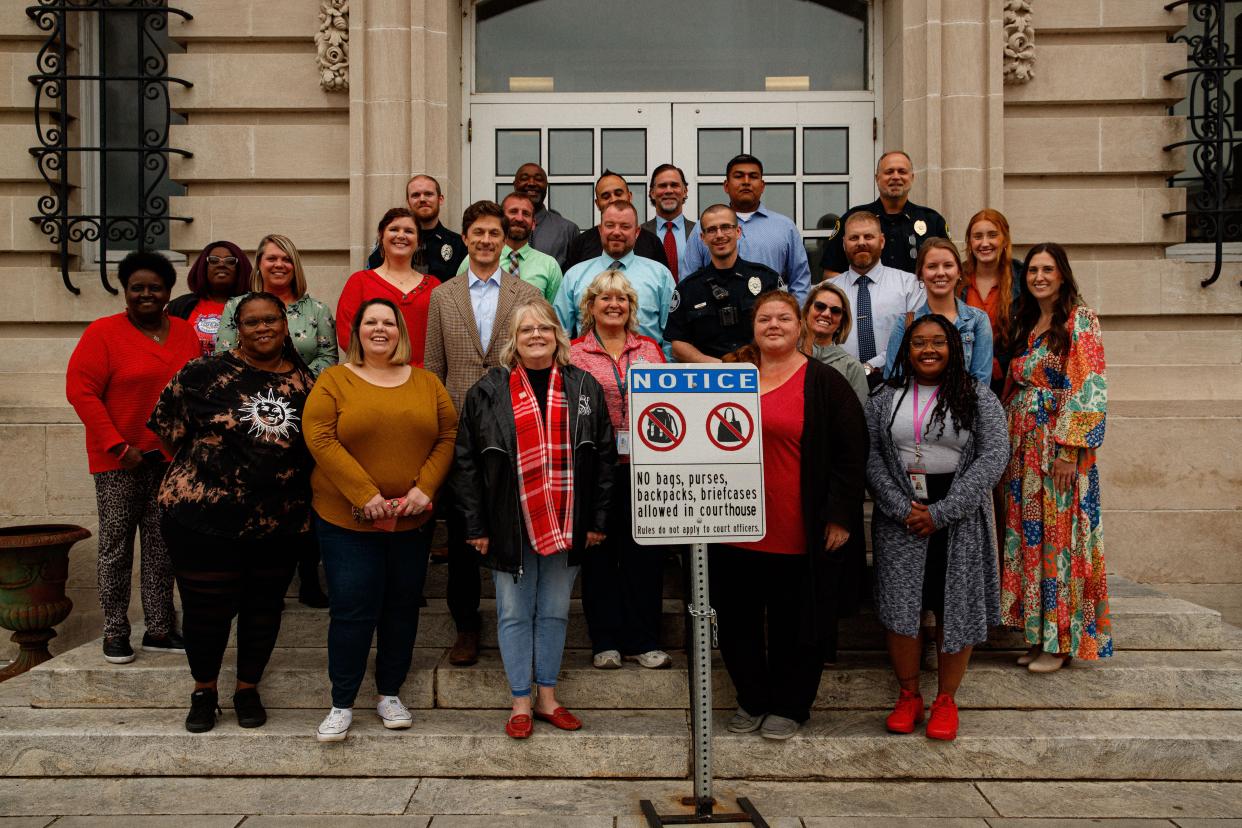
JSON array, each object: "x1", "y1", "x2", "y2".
[{"x1": 469, "y1": 101, "x2": 874, "y2": 257}]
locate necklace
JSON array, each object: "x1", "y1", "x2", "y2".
[{"x1": 127, "y1": 313, "x2": 166, "y2": 342}]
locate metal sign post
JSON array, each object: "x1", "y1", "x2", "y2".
[{"x1": 629, "y1": 364, "x2": 768, "y2": 827}]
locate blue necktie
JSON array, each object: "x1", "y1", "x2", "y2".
[{"x1": 856, "y1": 274, "x2": 877, "y2": 364}]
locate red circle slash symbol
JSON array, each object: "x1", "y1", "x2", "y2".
[
  {"x1": 706, "y1": 402, "x2": 754, "y2": 452},
  {"x1": 637, "y1": 403, "x2": 686, "y2": 452}
]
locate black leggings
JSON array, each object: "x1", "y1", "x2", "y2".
[{"x1": 162, "y1": 517, "x2": 299, "y2": 685}]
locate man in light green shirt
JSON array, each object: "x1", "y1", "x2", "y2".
[{"x1": 456, "y1": 191, "x2": 562, "y2": 303}]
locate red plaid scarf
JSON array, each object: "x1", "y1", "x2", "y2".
[{"x1": 510, "y1": 364, "x2": 575, "y2": 556}]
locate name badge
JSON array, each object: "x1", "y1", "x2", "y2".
[
  {"x1": 908, "y1": 466, "x2": 929, "y2": 501},
  {"x1": 617, "y1": 432, "x2": 631, "y2": 456}
]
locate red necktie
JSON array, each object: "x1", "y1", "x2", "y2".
[{"x1": 663, "y1": 222, "x2": 679, "y2": 281}]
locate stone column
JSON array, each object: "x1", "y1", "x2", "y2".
[
  {"x1": 349, "y1": 0, "x2": 459, "y2": 266},
  {"x1": 881, "y1": 0, "x2": 1005, "y2": 236}
]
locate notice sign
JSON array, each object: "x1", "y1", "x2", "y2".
[{"x1": 629, "y1": 363, "x2": 765, "y2": 544}]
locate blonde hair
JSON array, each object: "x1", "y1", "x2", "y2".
[
  {"x1": 344, "y1": 298, "x2": 412, "y2": 366},
  {"x1": 577, "y1": 269, "x2": 639, "y2": 335},
  {"x1": 499, "y1": 298, "x2": 572, "y2": 368},
  {"x1": 253, "y1": 234, "x2": 308, "y2": 299},
  {"x1": 801, "y1": 280, "x2": 853, "y2": 348}
]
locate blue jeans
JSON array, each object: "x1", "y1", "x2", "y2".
[
  {"x1": 492, "y1": 547, "x2": 579, "y2": 698},
  {"x1": 317, "y1": 516, "x2": 431, "y2": 709}
]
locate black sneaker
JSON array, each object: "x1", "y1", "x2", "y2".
[
  {"x1": 185, "y1": 688, "x2": 220, "y2": 733},
  {"x1": 102, "y1": 636, "x2": 135, "y2": 664},
  {"x1": 141, "y1": 630, "x2": 186, "y2": 654},
  {"x1": 233, "y1": 687, "x2": 267, "y2": 728}
]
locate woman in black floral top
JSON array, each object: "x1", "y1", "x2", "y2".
[{"x1": 150, "y1": 292, "x2": 315, "y2": 734}]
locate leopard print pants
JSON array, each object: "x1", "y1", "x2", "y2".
[{"x1": 93, "y1": 464, "x2": 175, "y2": 639}]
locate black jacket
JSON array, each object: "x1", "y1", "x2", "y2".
[
  {"x1": 166, "y1": 293, "x2": 202, "y2": 320},
  {"x1": 564, "y1": 227, "x2": 670, "y2": 271},
  {"x1": 452, "y1": 363, "x2": 618, "y2": 574}
]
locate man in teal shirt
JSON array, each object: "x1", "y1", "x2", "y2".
[
  {"x1": 554, "y1": 201, "x2": 675, "y2": 357},
  {"x1": 457, "y1": 192, "x2": 562, "y2": 303}
]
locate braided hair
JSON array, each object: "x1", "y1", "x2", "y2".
[
  {"x1": 232, "y1": 291, "x2": 311, "y2": 374},
  {"x1": 884, "y1": 314, "x2": 978, "y2": 439}
]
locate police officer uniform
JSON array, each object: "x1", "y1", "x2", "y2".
[
  {"x1": 366, "y1": 222, "x2": 468, "y2": 282},
  {"x1": 819, "y1": 198, "x2": 949, "y2": 275},
  {"x1": 664, "y1": 257, "x2": 785, "y2": 359}
]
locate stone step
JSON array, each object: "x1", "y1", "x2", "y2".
[
  {"x1": 267, "y1": 592, "x2": 1222, "y2": 651},
  {"x1": 28, "y1": 643, "x2": 1242, "y2": 712},
  {"x1": 0, "y1": 706, "x2": 1237, "y2": 781}
]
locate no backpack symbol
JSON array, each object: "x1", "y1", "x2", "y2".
[
  {"x1": 706, "y1": 403, "x2": 754, "y2": 451},
  {"x1": 637, "y1": 403, "x2": 686, "y2": 452}
]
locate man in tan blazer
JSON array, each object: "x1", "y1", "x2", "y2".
[{"x1": 425, "y1": 199, "x2": 540, "y2": 666}]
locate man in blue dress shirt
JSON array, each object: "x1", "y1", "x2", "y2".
[
  {"x1": 554, "y1": 201, "x2": 675, "y2": 356},
  {"x1": 682, "y1": 154, "x2": 812, "y2": 301}
]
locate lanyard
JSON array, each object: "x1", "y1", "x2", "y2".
[
  {"x1": 912, "y1": 383, "x2": 940, "y2": 460},
  {"x1": 594, "y1": 330, "x2": 631, "y2": 415}
]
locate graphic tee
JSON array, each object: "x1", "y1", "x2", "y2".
[
  {"x1": 148, "y1": 352, "x2": 314, "y2": 538},
  {"x1": 187, "y1": 299, "x2": 226, "y2": 357}
]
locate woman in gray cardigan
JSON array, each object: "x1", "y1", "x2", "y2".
[{"x1": 865, "y1": 314, "x2": 1009, "y2": 741}]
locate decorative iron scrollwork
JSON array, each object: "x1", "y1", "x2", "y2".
[
  {"x1": 25, "y1": 0, "x2": 195, "y2": 295},
  {"x1": 1164, "y1": 0, "x2": 1242, "y2": 287}
]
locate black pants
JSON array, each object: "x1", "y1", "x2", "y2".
[
  {"x1": 581, "y1": 471, "x2": 666, "y2": 655},
  {"x1": 921, "y1": 472, "x2": 956, "y2": 618},
  {"x1": 162, "y1": 517, "x2": 298, "y2": 685},
  {"x1": 709, "y1": 544, "x2": 823, "y2": 723},
  {"x1": 441, "y1": 485, "x2": 482, "y2": 634}
]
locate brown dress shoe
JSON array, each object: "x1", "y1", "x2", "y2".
[{"x1": 448, "y1": 631, "x2": 480, "y2": 666}]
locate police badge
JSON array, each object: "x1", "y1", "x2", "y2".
[
  {"x1": 747, "y1": 276, "x2": 762, "y2": 295},
  {"x1": 440, "y1": 243, "x2": 453, "y2": 261},
  {"x1": 914, "y1": 219, "x2": 927, "y2": 236}
]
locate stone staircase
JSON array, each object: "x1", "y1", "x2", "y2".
[{"x1": 1, "y1": 559, "x2": 1240, "y2": 785}]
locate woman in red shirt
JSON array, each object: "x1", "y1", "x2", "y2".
[
  {"x1": 717, "y1": 291, "x2": 868, "y2": 740},
  {"x1": 166, "y1": 240, "x2": 252, "y2": 356},
  {"x1": 336, "y1": 208, "x2": 441, "y2": 367},
  {"x1": 66, "y1": 251, "x2": 201, "y2": 666}
]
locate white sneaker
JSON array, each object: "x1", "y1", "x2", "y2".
[
  {"x1": 592, "y1": 649, "x2": 622, "y2": 669},
  {"x1": 376, "y1": 695, "x2": 412, "y2": 729},
  {"x1": 316, "y1": 706, "x2": 352, "y2": 742},
  {"x1": 629, "y1": 650, "x2": 673, "y2": 669}
]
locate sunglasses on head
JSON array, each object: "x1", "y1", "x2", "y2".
[{"x1": 812, "y1": 301, "x2": 843, "y2": 317}]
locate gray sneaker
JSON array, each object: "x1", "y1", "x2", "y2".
[
  {"x1": 726, "y1": 707, "x2": 766, "y2": 733},
  {"x1": 760, "y1": 714, "x2": 800, "y2": 740}
]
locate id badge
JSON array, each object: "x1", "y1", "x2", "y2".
[
  {"x1": 908, "y1": 467, "x2": 929, "y2": 501},
  {"x1": 617, "y1": 431, "x2": 631, "y2": 456}
]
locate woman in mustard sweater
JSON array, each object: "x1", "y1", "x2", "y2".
[{"x1": 303, "y1": 297, "x2": 457, "y2": 742}]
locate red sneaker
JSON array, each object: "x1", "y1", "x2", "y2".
[
  {"x1": 885, "y1": 688, "x2": 925, "y2": 734},
  {"x1": 926, "y1": 693, "x2": 959, "y2": 741}
]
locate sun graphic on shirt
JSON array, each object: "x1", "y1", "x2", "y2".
[{"x1": 237, "y1": 388, "x2": 299, "y2": 442}]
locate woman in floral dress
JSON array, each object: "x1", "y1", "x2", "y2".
[{"x1": 1000, "y1": 242, "x2": 1110, "y2": 673}]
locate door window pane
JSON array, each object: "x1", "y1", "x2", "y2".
[
  {"x1": 496, "y1": 129, "x2": 539, "y2": 177},
  {"x1": 761, "y1": 183, "x2": 795, "y2": 221},
  {"x1": 549, "y1": 129, "x2": 593, "y2": 175},
  {"x1": 751, "y1": 128, "x2": 795, "y2": 176},
  {"x1": 803, "y1": 183, "x2": 849, "y2": 231},
  {"x1": 602, "y1": 129, "x2": 646, "y2": 176},
  {"x1": 698, "y1": 129, "x2": 742, "y2": 176},
  {"x1": 630, "y1": 185, "x2": 647, "y2": 224},
  {"x1": 475, "y1": 0, "x2": 868, "y2": 93},
  {"x1": 698, "y1": 183, "x2": 726, "y2": 213},
  {"x1": 496, "y1": 183, "x2": 511, "y2": 204},
  {"x1": 549, "y1": 183, "x2": 594, "y2": 230},
  {"x1": 804, "y1": 128, "x2": 849, "y2": 174}
]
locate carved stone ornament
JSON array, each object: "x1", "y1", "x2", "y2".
[
  {"x1": 316, "y1": 0, "x2": 349, "y2": 92},
  {"x1": 1003, "y1": 0, "x2": 1035, "y2": 85}
]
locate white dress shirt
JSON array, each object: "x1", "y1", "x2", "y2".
[{"x1": 827, "y1": 263, "x2": 924, "y2": 370}]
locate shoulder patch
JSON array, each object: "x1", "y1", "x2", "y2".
[{"x1": 669, "y1": 290, "x2": 680, "y2": 312}]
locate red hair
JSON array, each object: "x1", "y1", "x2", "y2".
[{"x1": 961, "y1": 208, "x2": 1015, "y2": 352}]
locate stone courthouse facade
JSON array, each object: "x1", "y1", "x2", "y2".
[{"x1": 0, "y1": 0, "x2": 1238, "y2": 656}]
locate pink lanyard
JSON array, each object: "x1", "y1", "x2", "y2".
[{"x1": 912, "y1": 383, "x2": 940, "y2": 461}]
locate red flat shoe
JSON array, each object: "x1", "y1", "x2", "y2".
[
  {"x1": 533, "y1": 706, "x2": 581, "y2": 731},
  {"x1": 926, "y1": 693, "x2": 959, "y2": 741},
  {"x1": 885, "y1": 688, "x2": 925, "y2": 734},
  {"x1": 505, "y1": 714, "x2": 533, "y2": 739}
]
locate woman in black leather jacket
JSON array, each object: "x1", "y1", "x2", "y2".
[{"x1": 453, "y1": 297, "x2": 617, "y2": 739}]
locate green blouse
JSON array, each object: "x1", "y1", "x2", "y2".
[{"x1": 215, "y1": 293, "x2": 339, "y2": 377}]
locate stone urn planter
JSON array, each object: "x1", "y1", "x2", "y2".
[{"x1": 0, "y1": 524, "x2": 91, "y2": 682}]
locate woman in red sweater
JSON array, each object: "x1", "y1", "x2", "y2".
[
  {"x1": 66, "y1": 251, "x2": 201, "y2": 665},
  {"x1": 336, "y1": 208, "x2": 441, "y2": 367}
]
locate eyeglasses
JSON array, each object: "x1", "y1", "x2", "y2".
[
  {"x1": 812, "y1": 301, "x2": 844, "y2": 317},
  {"x1": 701, "y1": 223, "x2": 738, "y2": 236},
  {"x1": 206, "y1": 255, "x2": 238, "y2": 266},
  {"x1": 239, "y1": 315, "x2": 283, "y2": 330},
  {"x1": 518, "y1": 324, "x2": 556, "y2": 336},
  {"x1": 910, "y1": 337, "x2": 948, "y2": 349}
]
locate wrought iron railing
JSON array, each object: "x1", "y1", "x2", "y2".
[
  {"x1": 1165, "y1": 0, "x2": 1242, "y2": 287},
  {"x1": 26, "y1": 0, "x2": 194, "y2": 295}
]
